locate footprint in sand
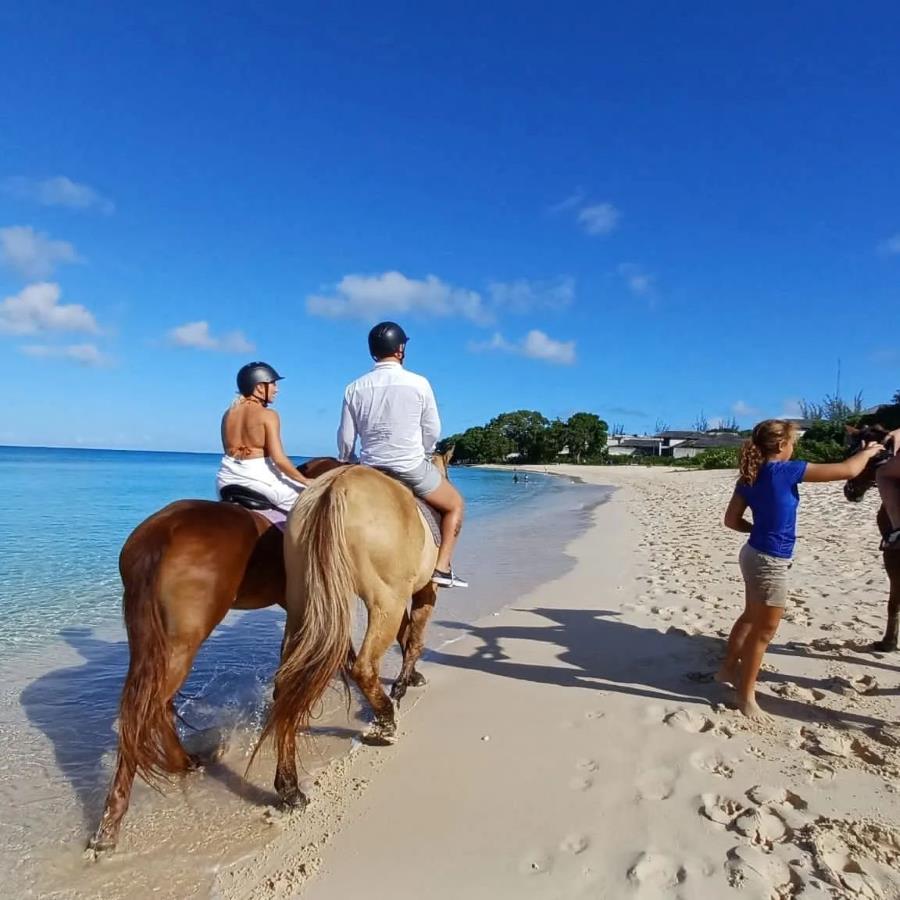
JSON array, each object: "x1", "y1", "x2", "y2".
[
  {"x1": 576, "y1": 758, "x2": 599, "y2": 773},
  {"x1": 732, "y1": 807, "x2": 790, "y2": 848},
  {"x1": 636, "y1": 766, "x2": 678, "y2": 801},
  {"x1": 699, "y1": 793, "x2": 744, "y2": 826},
  {"x1": 664, "y1": 708, "x2": 716, "y2": 734},
  {"x1": 559, "y1": 834, "x2": 589, "y2": 855},
  {"x1": 568, "y1": 776, "x2": 593, "y2": 791},
  {"x1": 690, "y1": 749, "x2": 736, "y2": 779},
  {"x1": 724, "y1": 845, "x2": 793, "y2": 895},
  {"x1": 627, "y1": 851, "x2": 687, "y2": 890}
]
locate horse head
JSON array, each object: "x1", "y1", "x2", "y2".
[
  {"x1": 843, "y1": 424, "x2": 892, "y2": 502},
  {"x1": 431, "y1": 445, "x2": 455, "y2": 479}
]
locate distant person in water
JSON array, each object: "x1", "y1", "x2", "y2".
[
  {"x1": 719, "y1": 419, "x2": 882, "y2": 721},
  {"x1": 216, "y1": 362, "x2": 311, "y2": 512},
  {"x1": 876, "y1": 428, "x2": 900, "y2": 549},
  {"x1": 338, "y1": 321, "x2": 468, "y2": 589},
  {"x1": 513, "y1": 471, "x2": 519, "y2": 484}
]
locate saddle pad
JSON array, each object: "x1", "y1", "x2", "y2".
[
  {"x1": 415, "y1": 498, "x2": 442, "y2": 547},
  {"x1": 255, "y1": 507, "x2": 287, "y2": 532}
]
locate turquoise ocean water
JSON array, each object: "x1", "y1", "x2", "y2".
[{"x1": 0, "y1": 446, "x2": 602, "y2": 658}]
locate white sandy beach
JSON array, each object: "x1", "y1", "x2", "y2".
[{"x1": 217, "y1": 465, "x2": 900, "y2": 900}]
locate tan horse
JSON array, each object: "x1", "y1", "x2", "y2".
[{"x1": 256, "y1": 449, "x2": 454, "y2": 809}]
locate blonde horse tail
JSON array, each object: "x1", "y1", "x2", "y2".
[
  {"x1": 256, "y1": 469, "x2": 355, "y2": 765},
  {"x1": 117, "y1": 535, "x2": 192, "y2": 785}
]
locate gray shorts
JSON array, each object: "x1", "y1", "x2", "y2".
[
  {"x1": 739, "y1": 543, "x2": 792, "y2": 608},
  {"x1": 378, "y1": 459, "x2": 443, "y2": 497}
]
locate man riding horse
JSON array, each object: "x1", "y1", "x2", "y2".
[{"x1": 338, "y1": 321, "x2": 469, "y2": 588}]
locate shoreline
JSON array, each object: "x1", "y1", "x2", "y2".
[
  {"x1": 221, "y1": 465, "x2": 899, "y2": 899},
  {"x1": 0, "y1": 469, "x2": 604, "y2": 900}
]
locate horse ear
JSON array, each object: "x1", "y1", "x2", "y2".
[{"x1": 444, "y1": 444, "x2": 456, "y2": 465}]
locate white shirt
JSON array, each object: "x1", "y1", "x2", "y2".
[{"x1": 337, "y1": 361, "x2": 441, "y2": 472}]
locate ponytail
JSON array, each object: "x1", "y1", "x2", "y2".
[
  {"x1": 739, "y1": 419, "x2": 798, "y2": 485},
  {"x1": 739, "y1": 440, "x2": 763, "y2": 485}
]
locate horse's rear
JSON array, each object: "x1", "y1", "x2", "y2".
[
  {"x1": 260, "y1": 461, "x2": 442, "y2": 809},
  {"x1": 89, "y1": 499, "x2": 281, "y2": 853}
]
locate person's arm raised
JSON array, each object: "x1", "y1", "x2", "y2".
[
  {"x1": 724, "y1": 489, "x2": 752, "y2": 533},
  {"x1": 263, "y1": 411, "x2": 312, "y2": 485},
  {"x1": 802, "y1": 443, "x2": 884, "y2": 483}
]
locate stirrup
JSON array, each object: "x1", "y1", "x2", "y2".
[{"x1": 432, "y1": 568, "x2": 469, "y2": 589}]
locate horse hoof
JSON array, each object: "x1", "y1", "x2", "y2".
[
  {"x1": 362, "y1": 723, "x2": 397, "y2": 746},
  {"x1": 84, "y1": 834, "x2": 116, "y2": 858},
  {"x1": 277, "y1": 789, "x2": 309, "y2": 811},
  {"x1": 409, "y1": 670, "x2": 427, "y2": 687},
  {"x1": 870, "y1": 640, "x2": 898, "y2": 653},
  {"x1": 390, "y1": 681, "x2": 408, "y2": 703}
]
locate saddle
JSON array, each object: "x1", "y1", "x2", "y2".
[
  {"x1": 414, "y1": 498, "x2": 442, "y2": 547},
  {"x1": 219, "y1": 485, "x2": 287, "y2": 529}
]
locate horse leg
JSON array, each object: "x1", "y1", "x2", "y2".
[
  {"x1": 352, "y1": 598, "x2": 406, "y2": 746},
  {"x1": 872, "y1": 560, "x2": 899, "y2": 652},
  {"x1": 395, "y1": 609, "x2": 427, "y2": 689},
  {"x1": 86, "y1": 752, "x2": 138, "y2": 855},
  {"x1": 87, "y1": 632, "x2": 205, "y2": 854},
  {"x1": 391, "y1": 583, "x2": 437, "y2": 703}
]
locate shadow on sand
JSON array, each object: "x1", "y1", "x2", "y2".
[{"x1": 427, "y1": 607, "x2": 886, "y2": 729}]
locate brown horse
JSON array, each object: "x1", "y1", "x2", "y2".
[
  {"x1": 255, "y1": 449, "x2": 454, "y2": 810},
  {"x1": 844, "y1": 425, "x2": 899, "y2": 652},
  {"x1": 87, "y1": 457, "x2": 343, "y2": 854}
]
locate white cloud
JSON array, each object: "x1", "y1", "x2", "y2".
[
  {"x1": 306, "y1": 271, "x2": 578, "y2": 325},
  {"x1": 877, "y1": 233, "x2": 900, "y2": 255},
  {"x1": 3, "y1": 176, "x2": 114, "y2": 214},
  {"x1": 0, "y1": 226, "x2": 81, "y2": 279},
  {"x1": 306, "y1": 271, "x2": 490, "y2": 324},
  {"x1": 487, "y1": 277, "x2": 575, "y2": 313},
  {"x1": 781, "y1": 399, "x2": 803, "y2": 418},
  {"x1": 20, "y1": 342, "x2": 111, "y2": 367},
  {"x1": 0, "y1": 282, "x2": 99, "y2": 335},
  {"x1": 548, "y1": 189, "x2": 586, "y2": 215},
  {"x1": 617, "y1": 263, "x2": 654, "y2": 297},
  {"x1": 577, "y1": 203, "x2": 620, "y2": 236},
  {"x1": 732, "y1": 400, "x2": 760, "y2": 417},
  {"x1": 469, "y1": 329, "x2": 576, "y2": 365},
  {"x1": 167, "y1": 320, "x2": 255, "y2": 353}
]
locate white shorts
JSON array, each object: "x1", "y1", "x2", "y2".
[{"x1": 216, "y1": 455, "x2": 305, "y2": 513}]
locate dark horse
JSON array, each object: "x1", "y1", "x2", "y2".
[
  {"x1": 87, "y1": 457, "x2": 350, "y2": 853},
  {"x1": 844, "y1": 425, "x2": 900, "y2": 652}
]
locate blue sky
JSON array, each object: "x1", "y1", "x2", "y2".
[{"x1": 1, "y1": 2, "x2": 898, "y2": 454}]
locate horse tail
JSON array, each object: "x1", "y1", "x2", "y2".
[
  {"x1": 117, "y1": 531, "x2": 191, "y2": 785},
  {"x1": 256, "y1": 469, "x2": 355, "y2": 765}
]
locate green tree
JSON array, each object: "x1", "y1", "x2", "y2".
[
  {"x1": 487, "y1": 410, "x2": 549, "y2": 461},
  {"x1": 564, "y1": 412, "x2": 608, "y2": 463}
]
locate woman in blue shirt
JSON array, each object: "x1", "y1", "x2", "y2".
[{"x1": 719, "y1": 420, "x2": 882, "y2": 721}]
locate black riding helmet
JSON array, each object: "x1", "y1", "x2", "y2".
[
  {"x1": 236, "y1": 362, "x2": 283, "y2": 398},
  {"x1": 368, "y1": 321, "x2": 409, "y2": 360}
]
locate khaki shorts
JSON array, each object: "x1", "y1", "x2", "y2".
[
  {"x1": 739, "y1": 543, "x2": 792, "y2": 608},
  {"x1": 377, "y1": 459, "x2": 443, "y2": 497}
]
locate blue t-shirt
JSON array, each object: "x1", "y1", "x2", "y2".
[{"x1": 736, "y1": 460, "x2": 808, "y2": 559}]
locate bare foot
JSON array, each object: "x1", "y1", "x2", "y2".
[
  {"x1": 714, "y1": 664, "x2": 737, "y2": 686},
  {"x1": 737, "y1": 696, "x2": 772, "y2": 722}
]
